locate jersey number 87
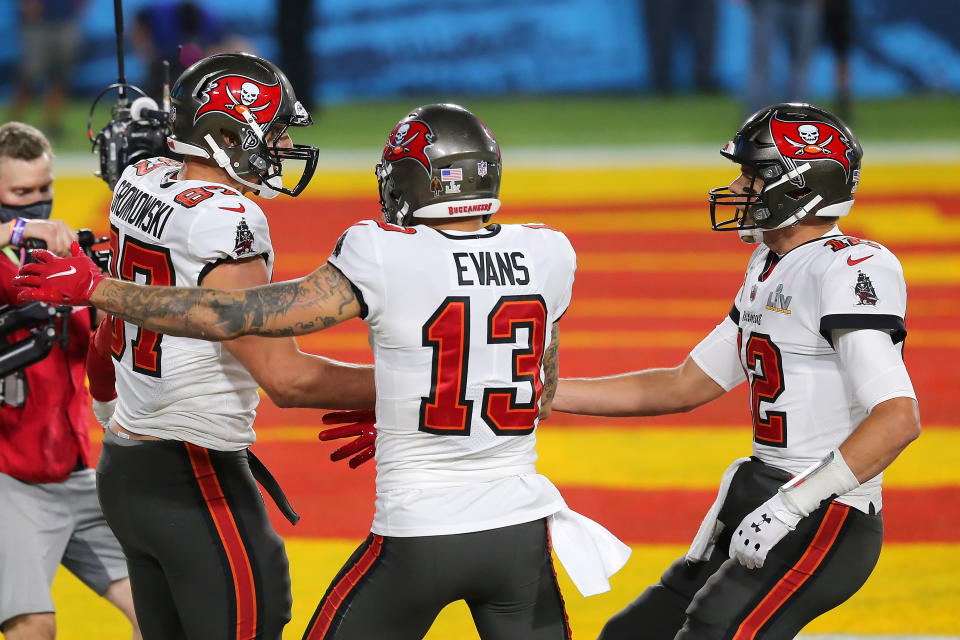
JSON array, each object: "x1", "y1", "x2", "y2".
[{"x1": 109, "y1": 227, "x2": 175, "y2": 377}]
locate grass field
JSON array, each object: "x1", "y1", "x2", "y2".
[{"x1": 11, "y1": 94, "x2": 959, "y2": 638}]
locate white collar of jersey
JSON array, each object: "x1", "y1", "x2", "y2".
[{"x1": 412, "y1": 198, "x2": 501, "y2": 219}]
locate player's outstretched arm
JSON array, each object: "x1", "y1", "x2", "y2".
[
  {"x1": 13, "y1": 246, "x2": 361, "y2": 340},
  {"x1": 196, "y1": 255, "x2": 375, "y2": 409},
  {"x1": 93, "y1": 263, "x2": 361, "y2": 340},
  {"x1": 552, "y1": 355, "x2": 726, "y2": 417}
]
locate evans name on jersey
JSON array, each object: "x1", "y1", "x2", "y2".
[{"x1": 453, "y1": 251, "x2": 530, "y2": 286}]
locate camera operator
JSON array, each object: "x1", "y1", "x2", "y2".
[
  {"x1": 0, "y1": 125, "x2": 74, "y2": 256},
  {"x1": 0, "y1": 122, "x2": 140, "y2": 640}
]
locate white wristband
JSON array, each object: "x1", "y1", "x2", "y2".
[
  {"x1": 92, "y1": 398, "x2": 117, "y2": 430},
  {"x1": 778, "y1": 448, "x2": 860, "y2": 517}
]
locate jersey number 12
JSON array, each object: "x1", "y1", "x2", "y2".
[{"x1": 743, "y1": 331, "x2": 788, "y2": 447}]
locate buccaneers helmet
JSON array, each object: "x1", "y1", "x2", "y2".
[
  {"x1": 376, "y1": 103, "x2": 501, "y2": 225},
  {"x1": 167, "y1": 52, "x2": 318, "y2": 198},
  {"x1": 709, "y1": 103, "x2": 862, "y2": 242}
]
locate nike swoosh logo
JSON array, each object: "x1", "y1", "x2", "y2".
[
  {"x1": 48, "y1": 266, "x2": 77, "y2": 278},
  {"x1": 220, "y1": 204, "x2": 245, "y2": 213},
  {"x1": 847, "y1": 254, "x2": 874, "y2": 266}
]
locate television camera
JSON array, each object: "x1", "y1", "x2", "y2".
[{"x1": 88, "y1": 0, "x2": 174, "y2": 190}]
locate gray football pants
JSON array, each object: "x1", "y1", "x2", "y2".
[
  {"x1": 97, "y1": 430, "x2": 292, "y2": 640},
  {"x1": 302, "y1": 519, "x2": 571, "y2": 640},
  {"x1": 599, "y1": 459, "x2": 883, "y2": 640}
]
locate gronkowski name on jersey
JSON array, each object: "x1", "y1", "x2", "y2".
[{"x1": 108, "y1": 157, "x2": 274, "y2": 451}]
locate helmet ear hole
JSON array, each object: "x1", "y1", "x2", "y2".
[
  {"x1": 220, "y1": 129, "x2": 240, "y2": 147},
  {"x1": 785, "y1": 187, "x2": 812, "y2": 201}
]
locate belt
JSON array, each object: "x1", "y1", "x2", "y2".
[
  {"x1": 247, "y1": 450, "x2": 301, "y2": 526},
  {"x1": 107, "y1": 422, "x2": 300, "y2": 526}
]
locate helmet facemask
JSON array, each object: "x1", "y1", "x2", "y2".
[
  {"x1": 376, "y1": 161, "x2": 411, "y2": 225},
  {"x1": 206, "y1": 110, "x2": 318, "y2": 200}
]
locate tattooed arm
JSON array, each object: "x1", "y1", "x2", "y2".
[
  {"x1": 538, "y1": 322, "x2": 560, "y2": 420},
  {"x1": 91, "y1": 263, "x2": 362, "y2": 340}
]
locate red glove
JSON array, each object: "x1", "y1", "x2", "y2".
[
  {"x1": 86, "y1": 318, "x2": 117, "y2": 401},
  {"x1": 13, "y1": 242, "x2": 105, "y2": 305},
  {"x1": 318, "y1": 410, "x2": 377, "y2": 469}
]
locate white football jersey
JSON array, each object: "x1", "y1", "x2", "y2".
[
  {"x1": 694, "y1": 226, "x2": 908, "y2": 513},
  {"x1": 108, "y1": 157, "x2": 274, "y2": 450},
  {"x1": 329, "y1": 220, "x2": 576, "y2": 536}
]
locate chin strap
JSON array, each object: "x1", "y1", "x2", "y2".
[
  {"x1": 203, "y1": 133, "x2": 281, "y2": 200},
  {"x1": 738, "y1": 227, "x2": 764, "y2": 244}
]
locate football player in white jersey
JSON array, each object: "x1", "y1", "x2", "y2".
[
  {"x1": 21, "y1": 53, "x2": 375, "y2": 640},
  {"x1": 549, "y1": 103, "x2": 920, "y2": 639},
  {"x1": 14, "y1": 103, "x2": 630, "y2": 640}
]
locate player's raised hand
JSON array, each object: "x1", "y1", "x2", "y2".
[
  {"x1": 318, "y1": 410, "x2": 377, "y2": 468},
  {"x1": 13, "y1": 241, "x2": 105, "y2": 305}
]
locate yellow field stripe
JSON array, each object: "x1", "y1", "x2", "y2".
[
  {"x1": 291, "y1": 328, "x2": 960, "y2": 350},
  {"x1": 498, "y1": 164, "x2": 960, "y2": 204},
  {"x1": 536, "y1": 426, "x2": 960, "y2": 489},
  {"x1": 49, "y1": 540, "x2": 960, "y2": 638},
  {"x1": 54, "y1": 164, "x2": 960, "y2": 234},
  {"x1": 252, "y1": 425, "x2": 959, "y2": 489},
  {"x1": 291, "y1": 163, "x2": 960, "y2": 203}
]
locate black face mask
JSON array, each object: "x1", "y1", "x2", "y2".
[{"x1": 0, "y1": 200, "x2": 53, "y2": 223}]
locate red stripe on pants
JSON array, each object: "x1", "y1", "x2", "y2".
[
  {"x1": 186, "y1": 443, "x2": 258, "y2": 640},
  {"x1": 305, "y1": 535, "x2": 384, "y2": 640},
  {"x1": 732, "y1": 502, "x2": 850, "y2": 640}
]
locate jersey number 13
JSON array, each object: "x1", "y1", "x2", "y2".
[{"x1": 419, "y1": 295, "x2": 547, "y2": 437}]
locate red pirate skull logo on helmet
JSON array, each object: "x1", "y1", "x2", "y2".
[
  {"x1": 195, "y1": 74, "x2": 283, "y2": 125},
  {"x1": 770, "y1": 114, "x2": 854, "y2": 176},
  {"x1": 382, "y1": 120, "x2": 435, "y2": 175}
]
